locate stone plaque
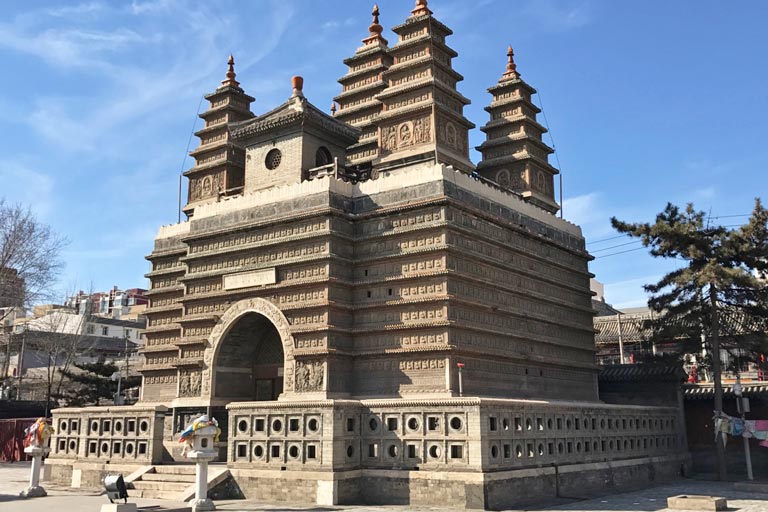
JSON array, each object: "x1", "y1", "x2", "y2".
[{"x1": 224, "y1": 268, "x2": 277, "y2": 290}]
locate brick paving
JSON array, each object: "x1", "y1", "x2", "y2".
[{"x1": 2, "y1": 462, "x2": 768, "y2": 511}]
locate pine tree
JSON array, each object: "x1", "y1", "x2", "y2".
[
  {"x1": 611, "y1": 198, "x2": 768, "y2": 480},
  {"x1": 58, "y1": 356, "x2": 140, "y2": 406}
]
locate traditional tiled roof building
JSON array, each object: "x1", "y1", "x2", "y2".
[{"x1": 47, "y1": 2, "x2": 689, "y2": 508}]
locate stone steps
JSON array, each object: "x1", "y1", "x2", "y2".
[
  {"x1": 131, "y1": 480, "x2": 190, "y2": 492},
  {"x1": 152, "y1": 465, "x2": 197, "y2": 475},
  {"x1": 126, "y1": 464, "x2": 230, "y2": 502},
  {"x1": 140, "y1": 472, "x2": 196, "y2": 483},
  {"x1": 130, "y1": 488, "x2": 177, "y2": 500}
]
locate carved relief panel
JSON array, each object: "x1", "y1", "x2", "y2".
[
  {"x1": 189, "y1": 171, "x2": 225, "y2": 201},
  {"x1": 179, "y1": 369, "x2": 202, "y2": 397},
  {"x1": 380, "y1": 115, "x2": 432, "y2": 152},
  {"x1": 436, "y1": 114, "x2": 468, "y2": 156},
  {"x1": 294, "y1": 360, "x2": 325, "y2": 392}
]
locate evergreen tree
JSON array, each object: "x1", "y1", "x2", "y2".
[
  {"x1": 611, "y1": 198, "x2": 768, "y2": 480},
  {"x1": 58, "y1": 356, "x2": 140, "y2": 406}
]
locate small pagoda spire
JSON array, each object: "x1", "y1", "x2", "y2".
[
  {"x1": 369, "y1": 4, "x2": 383, "y2": 35},
  {"x1": 220, "y1": 54, "x2": 241, "y2": 88},
  {"x1": 411, "y1": 0, "x2": 432, "y2": 17},
  {"x1": 362, "y1": 4, "x2": 388, "y2": 45},
  {"x1": 330, "y1": 102, "x2": 337, "y2": 115},
  {"x1": 501, "y1": 45, "x2": 520, "y2": 80}
]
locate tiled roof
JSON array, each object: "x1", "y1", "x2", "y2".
[
  {"x1": 594, "y1": 313, "x2": 653, "y2": 345},
  {"x1": 90, "y1": 316, "x2": 146, "y2": 328},
  {"x1": 598, "y1": 364, "x2": 687, "y2": 383},
  {"x1": 684, "y1": 382, "x2": 768, "y2": 398},
  {"x1": 594, "y1": 308, "x2": 768, "y2": 346}
]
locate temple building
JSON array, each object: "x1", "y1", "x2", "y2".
[{"x1": 47, "y1": 2, "x2": 689, "y2": 509}]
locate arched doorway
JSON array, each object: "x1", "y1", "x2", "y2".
[{"x1": 213, "y1": 312, "x2": 284, "y2": 401}]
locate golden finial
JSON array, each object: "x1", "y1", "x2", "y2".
[
  {"x1": 411, "y1": 0, "x2": 432, "y2": 17},
  {"x1": 331, "y1": 102, "x2": 337, "y2": 115},
  {"x1": 369, "y1": 4, "x2": 383, "y2": 35},
  {"x1": 501, "y1": 45, "x2": 520, "y2": 80},
  {"x1": 221, "y1": 54, "x2": 240, "y2": 88}
]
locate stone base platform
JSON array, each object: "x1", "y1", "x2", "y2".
[{"x1": 46, "y1": 453, "x2": 690, "y2": 510}]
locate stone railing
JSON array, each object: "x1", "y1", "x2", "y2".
[
  {"x1": 227, "y1": 400, "x2": 359, "y2": 469},
  {"x1": 49, "y1": 405, "x2": 167, "y2": 464},
  {"x1": 226, "y1": 398, "x2": 685, "y2": 472}
]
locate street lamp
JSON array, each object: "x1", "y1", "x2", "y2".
[{"x1": 110, "y1": 371, "x2": 124, "y2": 406}]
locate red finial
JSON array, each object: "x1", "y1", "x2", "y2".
[
  {"x1": 411, "y1": 0, "x2": 432, "y2": 17},
  {"x1": 501, "y1": 45, "x2": 520, "y2": 80},
  {"x1": 221, "y1": 54, "x2": 240, "y2": 88},
  {"x1": 291, "y1": 75, "x2": 304, "y2": 97},
  {"x1": 330, "y1": 102, "x2": 337, "y2": 115}
]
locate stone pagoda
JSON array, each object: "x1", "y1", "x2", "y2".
[
  {"x1": 333, "y1": 4, "x2": 392, "y2": 166},
  {"x1": 376, "y1": 0, "x2": 475, "y2": 172},
  {"x1": 184, "y1": 56, "x2": 255, "y2": 217},
  {"x1": 46, "y1": 2, "x2": 689, "y2": 509},
  {"x1": 476, "y1": 47, "x2": 560, "y2": 213}
]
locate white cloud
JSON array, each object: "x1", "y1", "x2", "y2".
[
  {"x1": 603, "y1": 275, "x2": 661, "y2": 310},
  {"x1": 693, "y1": 186, "x2": 716, "y2": 200},
  {"x1": 13, "y1": 1, "x2": 294, "y2": 154},
  {"x1": 521, "y1": 0, "x2": 592, "y2": 32},
  {"x1": 0, "y1": 162, "x2": 55, "y2": 218},
  {"x1": 44, "y1": 3, "x2": 104, "y2": 18}
]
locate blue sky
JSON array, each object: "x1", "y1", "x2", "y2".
[{"x1": 0, "y1": 0, "x2": 766, "y2": 308}]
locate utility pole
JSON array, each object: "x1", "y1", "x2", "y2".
[
  {"x1": 16, "y1": 326, "x2": 26, "y2": 400},
  {"x1": 123, "y1": 328, "x2": 130, "y2": 404},
  {"x1": 733, "y1": 374, "x2": 754, "y2": 481},
  {"x1": 616, "y1": 312, "x2": 625, "y2": 364}
]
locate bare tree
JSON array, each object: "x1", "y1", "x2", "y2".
[
  {"x1": 0, "y1": 200, "x2": 67, "y2": 319},
  {"x1": 0, "y1": 200, "x2": 67, "y2": 381}
]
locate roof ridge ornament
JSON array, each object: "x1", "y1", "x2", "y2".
[
  {"x1": 411, "y1": 0, "x2": 432, "y2": 17},
  {"x1": 220, "y1": 54, "x2": 241, "y2": 88},
  {"x1": 291, "y1": 75, "x2": 304, "y2": 98},
  {"x1": 501, "y1": 45, "x2": 520, "y2": 80}
]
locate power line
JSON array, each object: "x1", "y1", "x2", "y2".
[
  {"x1": 593, "y1": 246, "x2": 648, "y2": 259},
  {"x1": 590, "y1": 240, "x2": 642, "y2": 254},
  {"x1": 588, "y1": 234, "x2": 631, "y2": 245},
  {"x1": 177, "y1": 95, "x2": 205, "y2": 223},
  {"x1": 535, "y1": 91, "x2": 564, "y2": 219}
]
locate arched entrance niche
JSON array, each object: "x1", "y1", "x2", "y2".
[
  {"x1": 214, "y1": 313, "x2": 283, "y2": 400},
  {"x1": 204, "y1": 298, "x2": 295, "y2": 400}
]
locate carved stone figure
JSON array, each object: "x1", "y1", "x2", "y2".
[
  {"x1": 496, "y1": 169, "x2": 510, "y2": 188},
  {"x1": 398, "y1": 122, "x2": 413, "y2": 146},
  {"x1": 445, "y1": 122, "x2": 457, "y2": 148},
  {"x1": 295, "y1": 361, "x2": 324, "y2": 392},
  {"x1": 179, "y1": 370, "x2": 202, "y2": 397},
  {"x1": 381, "y1": 125, "x2": 397, "y2": 151}
]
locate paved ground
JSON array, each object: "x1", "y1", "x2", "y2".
[{"x1": 1, "y1": 462, "x2": 768, "y2": 511}]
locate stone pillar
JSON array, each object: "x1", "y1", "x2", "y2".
[
  {"x1": 20, "y1": 446, "x2": 47, "y2": 498},
  {"x1": 186, "y1": 425, "x2": 218, "y2": 512}
]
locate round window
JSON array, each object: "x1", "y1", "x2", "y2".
[{"x1": 265, "y1": 149, "x2": 282, "y2": 170}]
